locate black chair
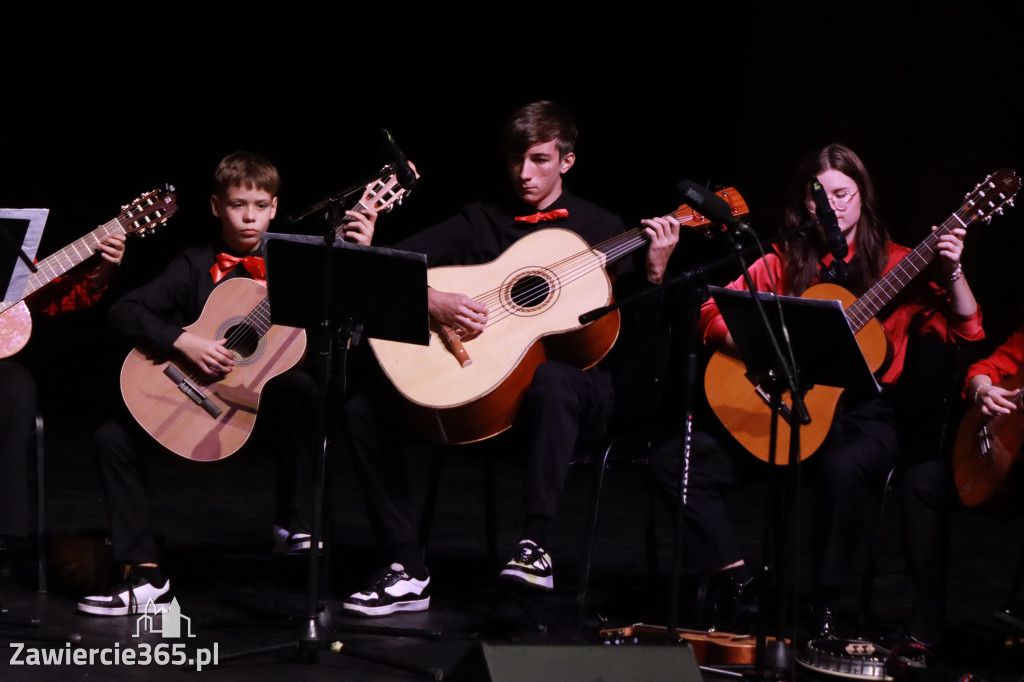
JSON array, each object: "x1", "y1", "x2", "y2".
[{"x1": 858, "y1": 335, "x2": 964, "y2": 630}]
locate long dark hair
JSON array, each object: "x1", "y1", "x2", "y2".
[{"x1": 780, "y1": 144, "x2": 890, "y2": 296}]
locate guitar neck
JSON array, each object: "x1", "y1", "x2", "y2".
[
  {"x1": 595, "y1": 201, "x2": 726, "y2": 265},
  {"x1": 844, "y1": 216, "x2": 958, "y2": 332},
  {"x1": 21, "y1": 218, "x2": 125, "y2": 298}
]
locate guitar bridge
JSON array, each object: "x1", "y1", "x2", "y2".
[
  {"x1": 978, "y1": 424, "x2": 992, "y2": 460},
  {"x1": 163, "y1": 365, "x2": 223, "y2": 419}
]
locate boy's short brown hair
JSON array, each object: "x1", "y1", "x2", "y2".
[
  {"x1": 501, "y1": 100, "x2": 577, "y2": 159},
  {"x1": 213, "y1": 151, "x2": 281, "y2": 196}
]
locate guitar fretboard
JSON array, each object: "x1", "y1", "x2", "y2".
[
  {"x1": 844, "y1": 213, "x2": 963, "y2": 332},
  {"x1": 25, "y1": 219, "x2": 125, "y2": 298}
]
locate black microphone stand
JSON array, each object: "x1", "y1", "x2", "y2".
[
  {"x1": 713, "y1": 220, "x2": 809, "y2": 681},
  {"x1": 580, "y1": 221, "x2": 812, "y2": 680},
  {"x1": 205, "y1": 193, "x2": 444, "y2": 679}
]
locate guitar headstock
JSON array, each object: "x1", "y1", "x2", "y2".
[
  {"x1": 959, "y1": 168, "x2": 1020, "y2": 225},
  {"x1": 356, "y1": 165, "x2": 413, "y2": 215},
  {"x1": 675, "y1": 186, "x2": 749, "y2": 236},
  {"x1": 118, "y1": 186, "x2": 179, "y2": 237}
]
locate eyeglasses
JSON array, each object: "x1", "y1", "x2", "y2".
[
  {"x1": 807, "y1": 187, "x2": 859, "y2": 214},
  {"x1": 827, "y1": 187, "x2": 859, "y2": 210}
]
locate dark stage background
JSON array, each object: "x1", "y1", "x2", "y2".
[{"x1": 3, "y1": 3, "x2": 1022, "y2": 417}]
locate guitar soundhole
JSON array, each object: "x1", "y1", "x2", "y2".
[
  {"x1": 224, "y1": 323, "x2": 260, "y2": 361},
  {"x1": 510, "y1": 274, "x2": 550, "y2": 309}
]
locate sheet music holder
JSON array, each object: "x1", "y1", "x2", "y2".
[
  {"x1": 262, "y1": 232, "x2": 429, "y2": 346},
  {"x1": 1, "y1": 208, "x2": 48, "y2": 302},
  {"x1": 710, "y1": 285, "x2": 880, "y2": 396}
]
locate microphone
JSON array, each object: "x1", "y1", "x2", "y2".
[
  {"x1": 678, "y1": 180, "x2": 752, "y2": 235},
  {"x1": 380, "y1": 128, "x2": 418, "y2": 190},
  {"x1": 810, "y1": 177, "x2": 848, "y2": 283}
]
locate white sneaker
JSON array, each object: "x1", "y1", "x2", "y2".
[
  {"x1": 341, "y1": 563, "x2": 431, "y2": 617},
  {"x1": 499, "y1": 539, "x2": 554, "y2": 590},
  {"x1": 77, "y1": 574, "x2": 172, "y2": 616}
]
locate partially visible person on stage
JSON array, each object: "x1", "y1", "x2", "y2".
[
  {"x1": 650, "y1": 143, "x2": 983, "y2": 646},
  {"x1": 965, "y1": 326, "x2": 1024, "y2": 416},
  {"x1": 76, "y1": 151, "x2": 378, "y2": 617},
  {"x1": 1, "y1": 231, "x2": 126, "y2": 549},
  {"x1": 338, "y1": 100, "x2": 681, "y2": 617}
]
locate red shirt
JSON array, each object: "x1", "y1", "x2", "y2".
[
  {"x1": 26, "y1": 269, "x2": 108, "y2": 316},
  {"x1": 964, "y1": 327, "x2": 1024, "y2": 390},
  {"x1": 699, "y1": 242, "x2": 984, "y2": 386}
]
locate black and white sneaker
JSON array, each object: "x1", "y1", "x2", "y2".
[
  {"x1": 272, "y1": 524, "x2": 323, "y2": 555},
  {"x1": 77, "y1": 574, "x2": 172, "y2": 617},
  {"x1": 499, "y1": 539, "x2": 554, "y2": 590},
  {"x1": 341, "y1": 563, "x2": 430, "y2": 617}
]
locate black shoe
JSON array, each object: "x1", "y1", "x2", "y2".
[
  {"x1": 77, "y1": 574, "x2": 172, "y2": 617},
  {"x1": 341, "y1": 563, "x2": 431, "y2": 617},
  {"x1": 702, "y1": 573, "x2": 757, "y2": 633},
  {"x1": 499, "y1": 540, "x2": 554, "y2": 590},
  {"x1": 272, "y1": 524, "x2": 323, "y2": 555}
]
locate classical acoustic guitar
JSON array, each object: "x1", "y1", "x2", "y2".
[
  {"x1": 120, "y1": 167, "x2": 413, "y2": 462},
  {"x1": 705, "y1": 169, "x2": 1021, "y2": 464},
  {"x1": 369, "y1": 188, "x2": 750, "y2": 445},
  {"x1": 953, "y1": 369, "x2": 1024, "y2": 508},
  {"x1": 0, "y1": 187, "x2": 179, "y2": 359}
]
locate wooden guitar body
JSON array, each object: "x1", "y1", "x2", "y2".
[
  {"x1": 120, "y1": 278, "x2": 307, "y2": 461},
  {"x1": 953, "y1": 368, "x2": 1024, "y2": 508},
  {"x1": 369, "y1": 228, "x2": 620, "y2": 445},
  {"x1": 704, "y1": 282, "x2": 890, "y2": 464},
  {"x1": 0, "y1": 301, "x2": 32, "y2": 359}
]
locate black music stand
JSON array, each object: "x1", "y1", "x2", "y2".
[
  {"x1": 211, "y1": 231, "x2": 435, "y2": 677},
  {"x1": 710, "y1": 285, "x2": 879, "y2": 677}
]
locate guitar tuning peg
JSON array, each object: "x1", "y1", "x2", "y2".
[{"x1": 165, "y1": 183, "x2": 176, "y2": 193}]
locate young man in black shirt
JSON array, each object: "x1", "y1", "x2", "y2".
[{"x1": 340, "y1": 101, "x2": 680, "y2": 616}]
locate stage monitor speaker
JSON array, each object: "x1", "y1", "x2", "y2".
[{"x1": 447, "y1": 642, "x2": 701, "y2": 681}]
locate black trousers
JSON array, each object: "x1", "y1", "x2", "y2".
[
  {"x1": 93, "y1": 368, "x2": 320, "y2": 565},
  {"x1": 0, "y1": 361, "x2": 37, "y2": 538},
  {"x1": 652, "y1": 394, "x2": 900, "y2": 582},
  {"x1": 651, "y1": 392, "x2": 953, "y2": 641},
  {"x1": 341, "y1": 359, "x2": 614, "y2": 555}
]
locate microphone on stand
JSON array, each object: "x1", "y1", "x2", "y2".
[
  {"x1": 380, "y1": 129, "x2": 418, "y2": 190},
  {"x1": 677, "y1": 180, "x2": 753, "y2": 236},
  {"x1": 810, "y1": 177, "x2": 848, "y2": 284}
]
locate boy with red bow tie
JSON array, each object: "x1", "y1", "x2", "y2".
[{"x1": 78, "y1": 151, "x2": 377, "y2": 616}]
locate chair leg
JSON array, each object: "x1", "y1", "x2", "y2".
[
  {"x1": 35, "y1": 414, "x2": 47, "y2": 594},
  {"x1": 483, "y1": 457, "x2": 498, "y2": 568},
  {"x1": 417, "y1": 449, "x2": 445, "y2": 560},
  {"x1": 576, "y1": 441, "x2": 614, "y2": 626},
  {"x1": 859, "y1": 465, "x2": 897, "y2": 630}
]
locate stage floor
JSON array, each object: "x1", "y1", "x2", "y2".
[{"x1": 2, "y1": 414, "x2": 1024, "y2": 681}]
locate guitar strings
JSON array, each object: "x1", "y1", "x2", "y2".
[{"x1": 466, "y1": 207, "x2": 698, "y2": 330}]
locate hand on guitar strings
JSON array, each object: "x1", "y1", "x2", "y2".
[
  {"x1": 641, "y1": 215, "x2": 681, "y2": 284},
  {"x1": 932, "y1": 224, "x2": 966, "y2": 274},
  {"x1": 338, "y1": 206, "x2": 378, "y2": 245},
  {"x1": 172, "y1": 332, "x2": 236, "y2": 378},
  {"x1": 970, "y1": 375, "x2": 1022, "y2": 418},
  {"x1": 427, "y1": 288, "x2": 489, "y2": 340},
  {"x1": 88, "y1": 232, "x2": 128, "y2": 287}
]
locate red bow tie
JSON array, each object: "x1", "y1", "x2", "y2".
[
  {"x1": 210, "y1": 253, "x2": 266, "y2": 285},
  {"x1": 514, "y1": 208, "x2": 569, "y2": 224}
]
